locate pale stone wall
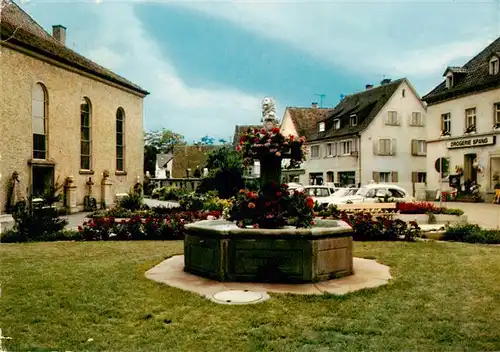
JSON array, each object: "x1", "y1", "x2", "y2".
[
  {"x1": 0, "y1": 46, "x2": 145, "y2": 211},
  {"x1": 425, "y1": 88, "x2": 500, "y2": 198},
  {"x1": 360, "y1": 80, "x2": 427, "y2": 192}
]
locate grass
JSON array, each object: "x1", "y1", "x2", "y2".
[{"x1": 1, "y1": 241, "x2": 500, "y2": 351}]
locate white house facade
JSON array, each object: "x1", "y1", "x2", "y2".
[
  {"x1": 423, "y1": 36, "x2": 500, "y2": 201},
  {"x1": 285, "y1": 78, "x2": 427, "y2": 194},
  {"x1": 155, "y1": 153, "x2": 173, "y2": 179}
]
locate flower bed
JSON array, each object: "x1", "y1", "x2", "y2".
[
  {"x1": 395, "y1": 202, "x2": 464, "y2": 216},
  {"x1": 338, "y1": 211, "x2": 420, "y2": 241},
  {"x1": 79, "y1": 210, "x2": 221, "y2": 241}
]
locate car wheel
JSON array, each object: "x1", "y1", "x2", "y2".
[{"x1": 346, "y1": 200, "x2": 353, "y2": 204}]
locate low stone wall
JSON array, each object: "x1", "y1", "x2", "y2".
[
  {"x1": 154, "y1": 178, "x2": 202, "y2": 192},
  {"x1": 0, "y1": 214, "x2": 15, "y2": 234}
]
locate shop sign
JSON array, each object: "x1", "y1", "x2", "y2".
[{"x1": 447, "y1": 136, "x2": 496, "y2": 149}]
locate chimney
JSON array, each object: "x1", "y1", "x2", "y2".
[
  {"x1": 380, "y1": 78, "x2": 392, "y2": 85},
  {"x1": 311, "y1": 102, "x2": 318, "y2": 109},
  {"x1": 365, "y1": 84, "x2": 374, "y2": 90},
  {"x1": 52, "y1": 25, "x2": 66, "y2": 46}
]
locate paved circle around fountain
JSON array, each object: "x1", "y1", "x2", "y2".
[{"x1": 211, "y1": 290, "x2": 270, "y2": 305}]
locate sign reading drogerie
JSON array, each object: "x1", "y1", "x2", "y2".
[{"x1": 446, "y1": 136, "x2": 496, "y2": 149}]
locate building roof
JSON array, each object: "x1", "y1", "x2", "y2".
[
  {"x1": 423, "y1": 36, "x2": 500, "y2": 105},
  {"x1": 285, "y1": 107, "x2": 331, "y2": 140},
  {"x1": 171, "y1": 145, "x2": 218, "y2": 178},
  {"x1": 156, "y1": 153, "x2": 173, "y2": 168},
  {"x1": 308, "y1": 78, "x2": 405, "y2": 142},
  {"x1": 0, "y1": 0, "x2": 149, "y2": 96},
  {"x1": 232, "y1": 125, "x2": 261, "y2": 146}
]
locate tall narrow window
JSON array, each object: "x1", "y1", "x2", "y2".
[
  {"x1": 32, "y1": 83, "x2": 48, "y2": 159},
  {"x1": 465, "y1": 108, "x2": 476, "y2": 132},
  {"x1": 441, "y1": 113, "x2": 451, "y2": 135},
  {"x1": 80, "y1": 98, "x2": 91, "y2": 170},
  {"x1": 116, "y1": 108, "x2": 125, "y2": 171},
  {"x1": 494, "y1": 103, "x2": 500, "y2": 125}
]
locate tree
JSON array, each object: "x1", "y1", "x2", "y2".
[
  {"x1": 144, "y1": 128, "x2": 185, "y2": 153},
  {"x1": 197, "y1": 146, "x2": 245, "y2": 199},
  {"x1": 194, "y1": 136, "x2": 228, "y2": 146},
  {"x1": 143, "y1": 129, "x2": 185, "y2": 175}
]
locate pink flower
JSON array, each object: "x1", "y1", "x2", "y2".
[
  {"x1": 253, "y1": 224, "x2": 260, "y2": 229},
  {"x1": 248, "y1": 202, "x2": 256, "y2": 209}
]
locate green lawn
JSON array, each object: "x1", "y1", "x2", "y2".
[{"x1": 1, "y1": 241, "x2": 500, "y2": 352}]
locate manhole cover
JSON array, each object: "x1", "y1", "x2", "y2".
[{"x1": 211, "y1": 290, "x2": 269, "y2": 305}]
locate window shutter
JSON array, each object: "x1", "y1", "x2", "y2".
[
  {"x1": 391, "y1": 139, "x2": 397, "y2": 155},
  {"x1": 391, "y1": 171, "x2": 399, "y2": 183},
  {"x1": 397, "y1": 112, "x2": 401, "y2": 125},
  {"x1": 372, "y1": 172, "x2": 380, "y2": 182},
  {"x1": 423, "y1": 141, "x2": 427, "y2": 154},
  {"x1": 373, "y1": 140, "x2": 379, "y2": 155},
  {"x1": 411, "y1": 139, "x2": 417, "y2": 155},
  {"x1": 411, "y1": 172, "x2": 418, "y2": 183},
  {"x1": 351, "y1": 139, "x2": 357, "y2": 152}
]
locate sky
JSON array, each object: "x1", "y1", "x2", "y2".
[{"x1": 16, "y1": 0, "x2": 500, "y2": 142}]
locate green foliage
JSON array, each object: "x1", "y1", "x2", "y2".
[
  {"x1": 179, "y1": 192, "x2": 208, "y2": 211},
  {"x1": 1, "y1": 228, "x2": 81, "y2": 243},
  {"x1": 197, "y1": 146, "x2": 245, "y2": 199},
  {"x1": 118, "y1": 192, "x2": 143, "y2": 211},
  {"x1": 7, "y1": 200, "x2": 68, "y2": 243},
  {"x1": 441, "y1": 208, "x2": 464, "y2": 216},
  {"x1": 144, "y1": 128, "x2": 186, "y2": 153},
  {"x1": 444, "y1": 223, "x2": 500, "y2": 244}
]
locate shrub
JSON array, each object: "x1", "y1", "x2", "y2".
[
  {"x1": 79, "y1": 217, "x2": 116, "y2": 241},
  {"x1": 441, "y1": 208, "x2": 464, "y2": 216},
  {"x1": 339, "y1": 211, "x2": 420, "y2": 241},
  {"x1": 179, "y1": 192, "x2": 207, "y2": 211},
  {"x1": 10, "y1": 200, "x2": 68, "y2": 242},
  {"x1": 443, "y1": 223, "x2": 500, "y2": 244},
  {"x1": 0, "y1": 229, "x2": 82, "y2": 243},
  {"x1": 118, "y1": 193, "x2": 143, "y2": 211}
]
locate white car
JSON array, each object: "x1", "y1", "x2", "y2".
[
  {"x1": 301, "y1": 185, "x2": 336, "y2": 203},
  {"x1": 316, "y1": 188, "x2": 359, "y2": 207},
  {"x1": 327, "y1": 184, "x2": 413, "y2": 205}
]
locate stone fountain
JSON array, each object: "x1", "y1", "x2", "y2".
[{"x1": 184, "y1": 98, "x2": 354, "y2": 283}]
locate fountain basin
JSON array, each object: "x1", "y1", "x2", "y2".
[{"x1": 184, "y1": 219, "x2": 353, "y2": 283}]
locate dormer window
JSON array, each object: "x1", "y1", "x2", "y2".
[
  {"x1": 490, "y1": 56, "x2": 499, "y2": 75},
  {"x1": 350, "y1": 114, "x2": 357, "y2": 126},
  {"x1": 319, "y1": 121, "x2": 325, "y2": 132},
  {"x1": 446, "y1": 73, "x2": 454, "y2": 88},
  {"x1": 333, "y1": 119, "x2": 340, "y2": 129}
]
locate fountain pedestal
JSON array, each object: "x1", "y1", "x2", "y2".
[{"x1": 184, "y1": 219, "x2": 353, "y2": 283}]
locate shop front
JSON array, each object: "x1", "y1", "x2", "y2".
[{"x1": 444, "y1": 135, "x2": 500, "y2": 201}]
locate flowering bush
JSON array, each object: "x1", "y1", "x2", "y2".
[
  {"x1": 236, "y1": 127, "x2": 306, "y2": 167},
  {"x1": 339, "y1": 211, "x2": 420, "y2": 241},
  {"x1": 228, "y1": 183, "x2": 314, "y2": 229},
  {"x1": 396, "y1": 202, "x2": 464, "y2": 216},
  {"x1": 78, "y1": 210, "x2": 221, "y2": 241}
]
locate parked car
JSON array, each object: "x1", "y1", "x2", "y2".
[
  {"x1": 316, "y1": 188, "x2": 358, "y2": 207},
  {"x1": 301, "y1": 185, "x2": 336, "y2": 203},
  {"x1": 327, "y1": 184, "x2": 413, "y2": 205}
]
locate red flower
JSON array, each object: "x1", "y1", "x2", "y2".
[
  {"x1": 289, "y1": 135, "x2": 295, "y2": 141},
  {"x1": 236, "y1": 145, "x2": 242, "y2": 152},
  {"x1": 248, "y1": 202, "x2": 256, "y2": 209},
  {"x1": 251, "y1": 192, "x2": 259, "y2": 200},
  {"x1": 246, "y1": 191, "x2": 253, "y2": 198},
  {"x1": 239, "y1": 189, "x2": 246, "y2": 194},
  {"x1": 265, "y1": 201, "x2": 271, "y2": 207},
  {"x1": 272, "y1": 127, "x2": 280, "y2": 134},
  {"x1": 311, "y1": 221, "x2": 315, "y2": 225},
  {"x1": 276, "y1": 192, "x2": 283, "y2": 197},
  {"x1": 253, "y1": 224, "x2": 259, "y2": 229},
  {"x1": 306, "y1": 197, "x2": 314, "y2": 208}
]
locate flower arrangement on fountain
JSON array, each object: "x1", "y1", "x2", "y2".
[
  {"x1": 228, "y1": 183, "x2": 315, "y2": 229},
  {"x1": 236, "y1": 127, "x2": 306, "y2": 166}
]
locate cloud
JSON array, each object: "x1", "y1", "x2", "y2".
[
  {"x1": 168, "y1": 0, "x2": 497, "y2": 78},
  {"x1": 27, "y1": 1, "x2": 264, "y2": 141}
]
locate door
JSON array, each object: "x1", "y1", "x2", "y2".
[
  {"x1": 464, "y1": 153, "x2": 477, "y2": 184},
  {"x1": 31, "y1": 165, "x2": 54, "y2": 198}
]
